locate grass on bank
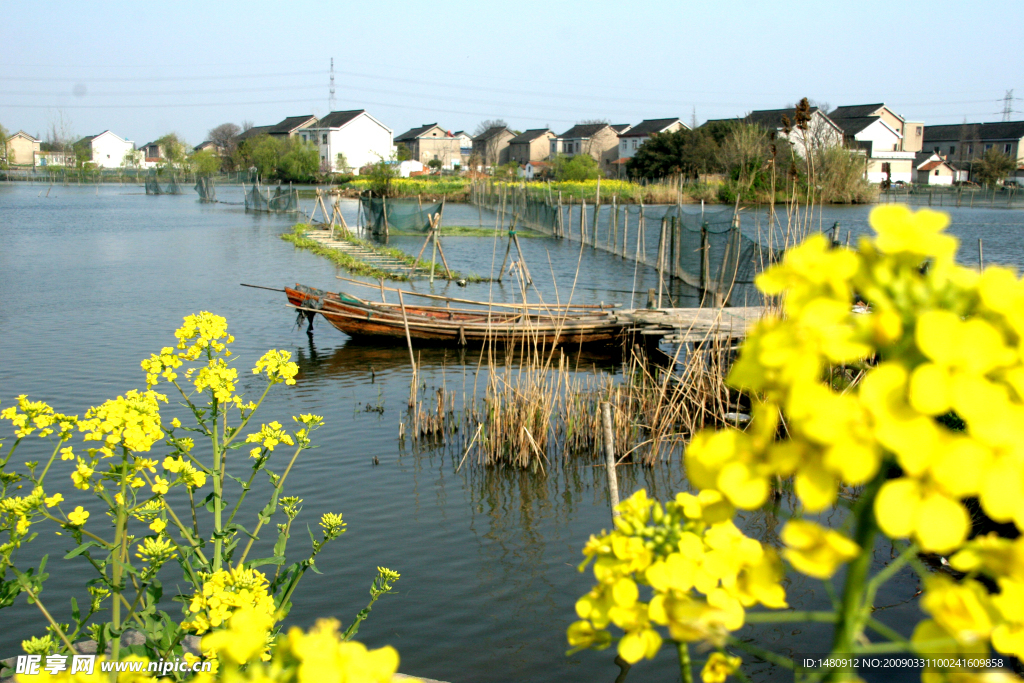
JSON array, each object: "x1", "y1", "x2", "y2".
[
  {"x1": 280, "y1": 224, "x2": 488, "y2": 282},
  {"x1": 388, "y1": 225, "x2": 544, "y2": 238}
]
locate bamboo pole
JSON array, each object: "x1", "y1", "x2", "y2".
[
  {"x1": 602, "y1": 402, "x2": 620, "y2": 518},
  {"x1": 398, "y1": 290, "x2": 417, "y2": 408}
]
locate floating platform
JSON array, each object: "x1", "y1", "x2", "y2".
[
  {"x1": 303, "y1": 231, "x2": 434, "y2": 279},
  {"x1": 613, "y1": 306, "x2": 764, "y2": 344}
]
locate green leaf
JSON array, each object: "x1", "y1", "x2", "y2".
[{"x1": 64, "y1": 541, "x2": 102, "y2": 559}]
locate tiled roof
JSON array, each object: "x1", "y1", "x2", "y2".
[
  {"x1": 923, "y1": 121, "x2": 1024, "y2": 143},
  {"x1": 268, "y1": 115, "x2": 317, "y2": 135},
  {"x1": 619, "y1": 118, "x2": 683, "y2": 138},
  {"x1": 611, "y1": 124, "x2": 631, "y2": 133},
  {"x1": 315, "y1": 110, "x2": 366, "y2": 128},
  {"x1": 829, "y1": 104, "x2": 888, "y2": 120},
  {"x1": 473, "y1": 126, "x2": 513, "y2": 141},
  {"x1": 235, "y1": 125, "x2": 273, "y2": 142},
  {"x1": 558, "y1": 123, "x2": 609, "y2": 139},
  {"x1": 509, "y1": 129, "x2": 552, "y2": 143},
  {"x1": 830, "y1": 116, "x2": 878, "y2": 136},
  {"x1": 395, "y1": 123, "x2": 441, "y2": 141}
]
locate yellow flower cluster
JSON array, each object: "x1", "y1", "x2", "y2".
[
  {"x1": 568, "y1": 490, "x2": 786, "y2": 664},
  {"x1": 253, "y1": 349, "x2": 299, "y2": 386},
  {"x1": 780, "y1": 520, "x2": 859, "y2": 580},
  {"x1": 0, "y1": 486, "x2": 44, "y2": 545},
  {"x1": 0, "y1": 395, "x2": 76, "y2": 439},
  {"x1": 244, "y1": 421, "x2": 294, "y2": 458},
  {"x1": 162, "y1": 455, "x2": 207, "y2": 488},
  {"x1": 292, "y1": 413, "x2": 324, "y2": 448},
  {"x1": 686, "y1": 206, "x2": 1024, "y2": 554},
  {"x1": 193, "y1": 359, "x2": 239, "y2": 405},
  {"x1": 174, "y1": 312, "x2": 233, "y2": 361},
  {"x1": 140, "y1": 346, "x2": 183, "y2": 388},
  {"x1": 190, "y1": 604, "x2": 414, "y2": 683},
  {"x1": 79, "y1": 390, "x2": 166, "y2": 457},
  {"x1": 182, "y1": 567, "x2": 277, "y2": 637}
]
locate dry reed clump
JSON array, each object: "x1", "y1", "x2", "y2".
[{"x1": 405, "y1": 337, "x2": 742, "y2": 471}]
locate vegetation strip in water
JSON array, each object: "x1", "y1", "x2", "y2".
[{"x1": 280, "y1": 223, "x2": 487, "y2": 282}]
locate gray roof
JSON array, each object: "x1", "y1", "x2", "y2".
[
  {"x1": 395, "y1": 123, "x2": 441, "y2": 142},
  {"x1": 830, "y1": 116, "x2": 878, "y2": 136},
  {"x1": 316, "y1": 110, "x2": 366, "y2": 128},
  {"x1": 923, "y1": 121, "x2": 1024, "y2": 143},
  {"x1": 619, "y1": 118, "x2": 683, "y2": 138},
  {"x1": 611, "y1": 124, "x2": 631, "y2": 133},
  {"x1": 268, "y1": 115, "x2": 317, "y2": 135},
  {"x1": 473, "y1": 126, "x2": 513, "y2": 142},
  {"x1": 508, "y1": 128, "x2": 552, "y2": 144},
  {"x1": 235, "y1": 125, "x2": 273, "y2": 142},
  {"x1": 829, "y1": 103, "x2": 890, "y2": 120},
  {"x1": 558, "y1": 123, "x2": 609, "y2": 139},
  {"x1": 746, "y1": 108, "x2": 825, "y2": 131}
]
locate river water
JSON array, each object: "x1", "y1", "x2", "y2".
[{"x1": 1, "y1": 182, "x2": 1021, "y2": 682}]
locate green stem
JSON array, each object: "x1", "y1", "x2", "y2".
[
  {"x1": 828, "y1": 471, "x2": 886, "y2": 680},
  {"x1": 220, "y1": 383, "x2": 273, "y2": 450},
  {"x1": 726, "y1": 636, "x2": 795, "y2": 671},
  {"x1": 857, "y1": 543, "x2": 917, "y2": 634},
  {"x1": 163, "y1": 501, "x2": 209, "y2": 565},
  {"x1": 226, "y1": 468, "x2": 260, "y2": 525},
  {"x1": 110, "y1": 450, "x2": 130, "y2": 660},
  {"x1": 236, "y1": 444, "x2": 304, "y2": 568},
  {"x1": 211, "y1": 396, "x2": 222, "y2": 571},
  {"x1": 23, "y1": 587, "x2": 77, "y2": 653},
  {"x1": 865, "y1": 618, "x2": 909, "y2": 646},
  {"x1": 677, "y1": 641, "x2": 693, "y2": 683},
  {"x1": 744, "y1": 611, "x2": 837, "y2": 624},
  {"x1": 36, "y1": 440, "x2": 65, "y2": 484}
]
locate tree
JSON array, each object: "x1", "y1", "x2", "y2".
[
  {"x1": 246, "y1": 135, "x2": 284, "y2": 179},
  {"x1": 426, "y1": 158, "x2": 443, "y2": 172},
  {"x1": 473, "y1": 119, "x2": 508, "y2": 137},
  {"x1": 120, "y1": 148, "x2": 143, "y2": 172},
  {"x1": 208, "y1": 123, "x2": 241, "y2": 151},
  {"x1": 154, "y1": 133, "x2": 190, "y2": 173},
  {"x1": 279, "y1": 139, "x2": 319, "y2": 182},
  {"x1": 0, "y1": 123, "x2": 9, "y2": 167},
  {"x1": 493, "y1": 160, "x2": 519, "y2": 180},
  {"x1": 191, "y1": 149, "x2": 221, "y2": 175},
  {"x1": 626, "y1": 128, "x2": 725, "y2": 180},
  {"x1": 395, "y1": 142, "x2": 412, "y2": 161},
  {"x1": 365, "y1": 156, "x2": 400, "y2": 197},
  {"x1": 554, "y1": 153, "x2": 600, "y2": 181},
  {"x1": 335, "y1": 153, "x2": 351, "y2": 174},
  {"x1": 973, "y1": 148, "x2": 1016, "y2": 187}
]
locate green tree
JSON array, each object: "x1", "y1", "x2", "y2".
[
  {"x1": 335, "y1": 152, "x2": 351, "y2": 174},
  {"x1": 395, "y1": 142, "x2": 412, "y2": 161},
  {"x1": 973, "y1": 147, "x2": 1016, "y2": 187},
  {"x1": 426, "y1": 158, "x2": 442, "y2": 172},
  {"x1": 493, "y1": 160, "x2": 518, "y2": 180},
  {"x1": 153, "y1": 133, "x2": 190, "y2": 173},
  {"x1": 190, "y1": 149, "x2": 221, "y2": 175},
  {"x1": 626, "y1": 128, "x2": 724, "y2": 180},
  {"x1": 279, "y1": 139, "x2": 319, "y2": 182},
  {"x1": 246, "y1": 135, "x2": 284, "y2": 180},
  {"x1": 365, "y1": 156, "x2": 400, "y2": 197},
  {"x1": 554, "y1": 153, "x2": 600, "y2": 181},
  {"x1": 0, "y1": 123, "x2": 9, "y2": 168}
]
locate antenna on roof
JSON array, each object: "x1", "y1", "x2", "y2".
[
  {"x1": 329, "y1": 58, "x2": 336, "y2": 113},
  {"x1": 1002, "y1": 90, "x2": 1014, "y2": 122}
]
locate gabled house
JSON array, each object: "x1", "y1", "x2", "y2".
[
  {"x1": 452, "y1": 131, "x2": 473, "y2": 165},
  {"x1": 393, "y1": 123, "x2": 461, "y2": 169},
  {"x1": 519, "y1": 160, "x2": 552, "y2": 181},
  {"x1": 234, "y1": 125, "x2": 274, "y2": 146},
  {"x1": 299, "y1": 110, "x2": 393, "y2": 174},
  {"x1": 914, "y1": 152, "x2": 963, "y2": 185},
  {"x1": 508, "y1": 129, "x2": 555, "y2": 164},
  {"x1": 828, "y1": 104, "x2": 921, "y2": 184},
  {"x1": 77, "y1": 131, "x2": 136, "y2": 168},
  {"x1": 267, "y1": 115, "x2": 318, "y2": 140},
  {"x1": 923, "y1": 121, "x2": 1024, "y2": 183},
  {"x1": 551, "y1": 123, "x2": 624, "y2": 176},
  {"x1": 472, "y1": 126, "x2": 515, "y2": 168},
  {"x1": 746, "y1": 108, "x2": 844, "y2": 157},
  {"x1": 4, "y1": 130, "x2": 40, "y2": 166},
  {"x1": 616, "y1": 118, "x2": 688, "y2": 161},
  {"x1": 194, "y1": 141, "x2": 218, "y2": 153}
]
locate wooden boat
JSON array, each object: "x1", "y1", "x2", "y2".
[{"x1": 285, "y1": 284, "x2": 625, "y2": 347}]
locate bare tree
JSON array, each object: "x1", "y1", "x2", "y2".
[
  {"x1": 46, "y1": 110, "x2": 75, "y2": 154},
  {"x1": 208, "y1": 123, "x2": 241, "y2": 150},
  {"x1": 241, "y1": 120, "x2": 254, "y2": 133},
  {"x1": 473, "y1": 119, "x2": 508, "y2": 137}
]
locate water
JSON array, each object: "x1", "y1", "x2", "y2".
[{"x1": 0, "y1": 183, "x2": 1021, "y2": 682}]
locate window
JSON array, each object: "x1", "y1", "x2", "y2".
[
  {"x1": 632, "y1": 139, "x2": 638, "y2": 150},
  {"x1": 322, "y1": 134, "x2": 328, "y2": 144},
  {"x1": 985, "y1": 144, "x2": 993, "y2": 151},
  {"x1": 1005, "y1": 143, "x2": 1013, "y2": 154},
  {"x1": 935, "y1": 170, "x2": 940, "y2": 176},
  {"x1": 934, "y1": 147, "x2": 940, "y2": 154},
  {"x1": 301, "y1": 134, "x2": 307, "y2": 142},
  {"x1": 949, "y1": 146, "x2": 955, "y2": 155},
  {"x1": 893, "y1": 144, "x2": 898, "y2": 151},
  {"x1": 968, "y1": 144, "x2": 974, "y2": 154},
  {"x1": 916, "y1": 126, "x2": 922, "y2": 135}
]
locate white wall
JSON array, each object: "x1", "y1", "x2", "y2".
[
  {"x1": 316, "y1": 114, "x2": 393, "y2": 173},
  {"x1": 90, "y1": 132, "x2": 135, "y2": 168}
]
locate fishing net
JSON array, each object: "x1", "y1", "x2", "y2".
[
  {"x1": 245, "y1": 185, "x2": 299, "y2": 212},
  {"x1": 359, "y1": 197, "x2": 443, "y2": 235},
  {"x1": 145, "y1": 175, "x2": 182, "y2": 195},
  {"x1": 194, "y1": 177, "x2": 216, "y2": 202}
]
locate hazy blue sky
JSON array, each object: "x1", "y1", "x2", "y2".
[{"x1": 3, "y1": 0, "x2": 1021, "y2": 147}]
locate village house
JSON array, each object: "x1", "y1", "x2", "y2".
[
  {"x1": 507, "y1": 129, "x2": 555, "y2": 164},
  {"x1": 267, "y1": 115, "x2": 318, "y2": 140},
  {"x1": 193, "y1": 141, "x2": 218, "y2": 153},
  {"x1": 234, "y1": 125, "x2": 274, "y2": 147},
  {"x1": 551, "y1": 123, "x2": 631, "y2": 176},
  {"x1": 616, "y1": 118, "x2": 688, "y2": 160},
  {"x1": 472, "y1": 126, "x2": 515, "y2": 168},
  {"x1": 828, "y1": 104, "x2": 922, "y2": 184},
  {"x1": 76, "y1": 131, "x2": 136, "y2": 169},
  {"x1": 299, "y1": 110, "x2": 393, "y2": 174},
  {"x1": 453, "y1": 131, "x2": 473, "y2": 166},
  {"x1": 914, "y1": 152, "x2": 963, "y2": 185},
  {"x1": 747, "y1": 107, "x2": 844, "y2": 156},
  {"x1": 519, "y1": 160, "x2": 552, "y2": 180},
  {"x1": 922, "y1": 121, "x2": 1024, "y2": 183},
  {"x1": 393, "y1": 124, "x2": 461, "y2": 170},
  {"x1": 4, "y1": 130, "x2": 40, "y2": 166}
]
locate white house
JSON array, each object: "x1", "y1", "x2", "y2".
[
  {"x1": 829, "y1": 104, "x2": 920, "y2": 184},
  {"x1": 79, "y1": 131, "x2": 135, "y2": 169},
  {"x1": 518, "y1": 161, "x2": 552, "y2": 180},
  {"x1": 617, "y1": 118, "x2": 688, "y2": 160},
  {"x1": 298, "y1": 110, "x2": 392, "y2": 174}
]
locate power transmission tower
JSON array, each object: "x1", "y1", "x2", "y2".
[
  {"x1": 1002, "y1": 89, "x2": 1014, "y2": 122},
  {"x1": 329, "y1": 58, "x2": 337, "y2": 112}
]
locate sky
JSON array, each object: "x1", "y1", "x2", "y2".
[{"x1": 2, "y1": 0, "x2": 1022, "y2": 147}]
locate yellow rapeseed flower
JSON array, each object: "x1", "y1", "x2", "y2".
[
  {"x1": 780, "y1": 520, "x2": 860, "y2": 580},
  {"x1": 67, "y1": 506, "x2": 89, "y2": 526}
]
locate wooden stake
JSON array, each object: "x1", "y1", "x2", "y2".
[
  {"x1": 398, "y1": 290, "x2": 417, "y2": 408},
  {"x1": 602, "y1": 402, "x2": 620, "y2": 518}
]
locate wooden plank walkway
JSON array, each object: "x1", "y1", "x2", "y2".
[
  {"x1": 304, "y1": 230, "x2": 429, "y2": 279},
  {"x1": 613, "y1": 306, "x2": 764, "y2": 343}
]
